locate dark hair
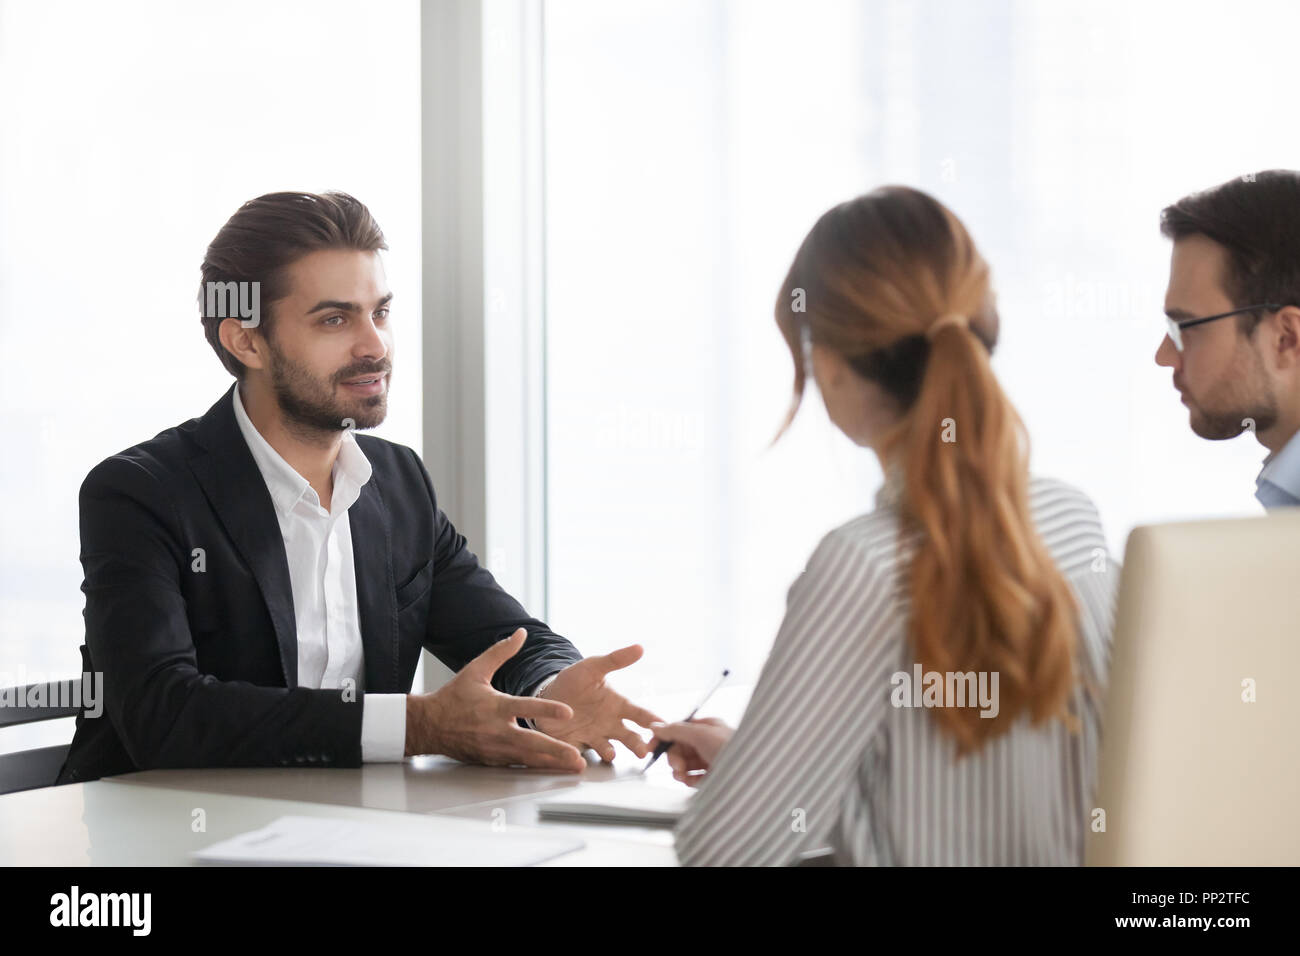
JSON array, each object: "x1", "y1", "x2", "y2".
[
  {"x1": 1160, "y1": 170, "x2": 1300, "y2": 336},
  {"x1": 846, "y1": 330, "x2": 981, "y2": 410},
  {"x1": 198, "y1": 191, "x2": 389, "y2": 378}
]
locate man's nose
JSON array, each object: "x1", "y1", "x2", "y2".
[
  {"x1": 355, "y1": 317, "x2": 389, "y2": 361},
  {"x1": 1154, "y1": 334, "x2": 1179, "y2": 370}
]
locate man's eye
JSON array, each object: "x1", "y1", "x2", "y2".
[
  {"x1": 374, "y1": 308, "x2": 390, "y2": 321},
  {"x1": 323, "y1": 315, "x2": 345, "y2": 326}
]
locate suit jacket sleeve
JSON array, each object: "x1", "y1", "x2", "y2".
[
  {"x1": 411, "y1": 448, "x2": 582, "y2": 697},
  {"x1": 79, "y1": 456, "x2": 364, "y2": 770}
]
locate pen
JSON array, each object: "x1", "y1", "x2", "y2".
[{"x1": 641, "y1": 668, "x2": 730, "y2": 774}]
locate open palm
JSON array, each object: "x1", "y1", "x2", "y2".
[{"x1": 535, "y1": 645, "x2": 663, "y2": 762}]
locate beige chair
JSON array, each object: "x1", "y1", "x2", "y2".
[{"x1": 1087, "y1": 509, "x2": 1300, "y2": 865}]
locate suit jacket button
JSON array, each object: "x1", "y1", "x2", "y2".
[
  {"x1": 306, "y1": 754, "x2": 318, "y2": 763},
  {"x1": 321, "y1": 754, "x2": 332, "y2": 764},
  {"x1": 294, "y1": 755, "x2": 306, "y2": 764}
]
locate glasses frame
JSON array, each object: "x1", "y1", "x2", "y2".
[{"x1": 1166, "y1": 303, "x2": 1282, "y2": 352}]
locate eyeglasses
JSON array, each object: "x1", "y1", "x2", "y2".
[{"x1": 1166, "y1": 303, "x2": 1282, "y2": 352}]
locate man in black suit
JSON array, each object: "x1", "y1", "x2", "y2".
[{"x1": 57, "y1": 191, "x2": 660, "y2": 784}]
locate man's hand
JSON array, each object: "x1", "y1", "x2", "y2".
[
  {"x1": 646, "y1": 718, "x2": 734, "y2": 787},
  {"x1": 534, "y1": 644, "x2": 663, "y2": 762},
  {"x1": 406, "y1": 628, "x2": 586, "y2": 772}
]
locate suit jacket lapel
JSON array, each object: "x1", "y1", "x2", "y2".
[
  {"x1": 350, "y1": 469, "x2": 399, "y2": 694},
  {"x1": 188, "y1": 385, "x2": 300, "y2": 688}
]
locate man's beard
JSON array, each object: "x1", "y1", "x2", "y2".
[
  {"x1": 267, "y1": 340, "x2": 390, "y2": 440},
  {"x1": 1183, "y1": 344, "x2": 1277, "y2": 440},
  {"x1": 1190, "y1": 401, "x2": 1278, "y2": 440}
]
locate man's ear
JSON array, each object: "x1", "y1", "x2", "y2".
[
  {"x1": 1271, "y1": 305, "x2": 1300, "y2": 370},
  {"x1": 218, "y1": 317, "x2": 268, "y2": 373}
]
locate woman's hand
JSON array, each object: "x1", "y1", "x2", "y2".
[{"x1": 647, "y1": 717, "x2": 734, "y2": 787}]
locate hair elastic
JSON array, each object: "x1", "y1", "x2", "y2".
[{"x1": 927, "y1": 313, "x2": 969, "y2": 340}]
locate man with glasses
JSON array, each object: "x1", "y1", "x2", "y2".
[{"x1": 1156, "y1": 170, "x2": 1300, "y2": 510}]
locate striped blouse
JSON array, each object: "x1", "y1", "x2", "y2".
[{"x1": 673, "y1": 474, "x2": 1119, "y2": 866}]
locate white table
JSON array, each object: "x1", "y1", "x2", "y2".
[
  {"x1": 0, "y1": 685, "x2": 752, "y2": 866},
  {"x1": 0, "y1": 777, "x2": 677, "y2": 866}
]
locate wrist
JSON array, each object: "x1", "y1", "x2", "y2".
[
  {"x1": 404, "y1": 696, "x2": 418, "y2": 757},
  {"x1": 526, "y1": 673, "x2": 562, "y2": 731},
  {"x1": 533, "y1": 672, "x2": 560, "y2": 699},
  {"x1": 405, "y1": 695, "x2": 438, "y2": 758}
]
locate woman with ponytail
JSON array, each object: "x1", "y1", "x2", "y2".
[{"x1": 654, "y1": 186, "x2": 1118, "y2": 866}]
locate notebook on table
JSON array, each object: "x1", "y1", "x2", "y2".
[{"x1": 535, "y1": 777, "x2": 696, "y2": 827}]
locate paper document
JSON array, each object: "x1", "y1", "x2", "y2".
[
  {"x1": 536, "y1": 778, "x2": 696, "y2": 827},
  {"x1": 193, "y1": 814, "x2": 585, "y2": 866}
]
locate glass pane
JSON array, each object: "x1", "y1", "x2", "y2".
[{"x1": 0, "y1": 0, "x2": 422, "y2": 731}]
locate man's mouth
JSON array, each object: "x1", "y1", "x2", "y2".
[{"x1": 341, "y1": 372, "x2": 388, "y2": 395}]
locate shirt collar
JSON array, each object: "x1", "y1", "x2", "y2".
[
  {"x1": 232, "y1": 384, "x2": 372, "y2": 518},
  {"x1": 1256, "y1": 427, "x2": 1300, "y2": 509}
]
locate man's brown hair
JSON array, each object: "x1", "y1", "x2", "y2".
[
  {"x1": 198, "y1": 191, "x2": 388, "y2": 378},
  {"x1": 1160, "y1": 170, "x2": 1300, "y2": 335}
]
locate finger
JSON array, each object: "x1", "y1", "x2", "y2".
[
  {"x1": 614, "y1": 726, "x2": 651, "y2": 759},
  {"x1": 591, "y1": 644, "x2": 643, "y2": 676},
  {"x1": 622, "y1": 701, "x2": 666, "y2": 729},
  {"x1": 503, "y1": 727, "x2": 586, "y2": 771},
  {"x1": 664, "y1": 743, "x2": 703, "y2": 773},
  {"x1": 463, "y1": 628, "x2": 527, "y2": 681},
  {"x1": 673, "y1": 768, "x2": 705, "y2": 788},
  {"x1": 501, "y1": 693, "x2": 573, "y2": 723},
  {"x1": 589, "y1": 738, "x2": 617, "y2": 763},
  {"x1": 647, "y1": 720, "x2": 705, "y2": 746},
  {"x1": 665, "y1": 747, "x2": 691, "y2": 774}
]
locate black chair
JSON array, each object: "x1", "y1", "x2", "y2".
[{"x1": 0, "y1": 680, "x2": 80, "y2": 794}]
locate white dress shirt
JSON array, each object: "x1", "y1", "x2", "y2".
[{"x1": 232, "y1": 385, "x2": 406, "y2": 761}]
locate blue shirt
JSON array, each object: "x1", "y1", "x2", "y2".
[{"x1": 1255, "y1": 428, "x2": 1300, "y2": 510}]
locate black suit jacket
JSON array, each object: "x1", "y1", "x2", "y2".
[{"x1": 56, "y1": 385, "x2": 582, "y2": 784}]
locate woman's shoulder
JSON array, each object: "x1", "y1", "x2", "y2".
[
  {"x1": 1027, "y1": 474, "x2": 1108, "y2": 532},
  {"x1": 1027, "y1": 473, "x2": 1099, "y2": 510},
  {"x1": 1026, "y1": 473, "x2": 1116, "y2": 576},
  {"x1": 804, "y1": 476, "x2": 1112, "y2": 581},
  {"x1": 802, "y1": 508, "x2": 907, "y2": 586}
]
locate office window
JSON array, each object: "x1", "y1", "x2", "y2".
[{"x1": 0, "y1": 0, "x2": 421, "y2": 750}]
